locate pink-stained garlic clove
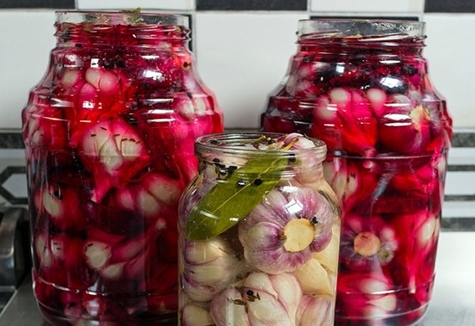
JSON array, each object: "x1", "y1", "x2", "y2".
[
  {"x1": 142, "y1": 172, "x2": 183, "y2": 207},
  {"x1": 379, "y1": 103, "x2": 431, "y2": 155},
  {"x1": 339, "y1": 214, "x2": 398, "y2": 272},
  {"x1": 85, "y1": 68, "x2": 120, "y2": 94},
  {"x1": 337, "y1": 271, "x2": 397, "y2": 321},
  {"x1": 366, "y1": 88, "x2": 387, "y2": 117},
  {"x1": 84, "y1": 241, "x2": 112, "y2": 270},
  {"x1": 34, "y1": 184, "x2": 87, "y2": 232},
  {"x1": 77, "y1": 82, "x2": 98, "y2": 111},
  {"x1": 61, "y1": 69, "x2": 83, "y2": 88},
  {"x1": 72, "y1": 118, "x2": 151, "y2": 202}
]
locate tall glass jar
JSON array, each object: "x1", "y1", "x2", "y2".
[
  {"x1": 261, "y1": 20, "x2": 452, "y2": 325},
  {"x1": 178, "y1": 132, "x2": 341, "y2": 326},
  {"x1": 22, "y1": 11, "x2": 223, "y2": 325}
]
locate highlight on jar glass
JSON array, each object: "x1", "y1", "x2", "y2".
[
  {"x1": 178, "y1": 132, "x2": 341, "y2": 326},
  {"x1": 261, "y1": 19, "x2": 453, "y2": 325},
  {"x1": 22, "y1": 10, "x2": 223, "y2": 325}
]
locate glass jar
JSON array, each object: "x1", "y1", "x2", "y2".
[
  {"x1": 178, "y1": 132, "x2": 341, "y2": 326},
  {"x1": 22, "y1": 10, "x2": 223, "y2": 325},
  {"x1": 261, "y1": 20, "x2": 452, "y2": 325}
]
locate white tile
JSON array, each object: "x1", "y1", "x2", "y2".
[
  {"x1": 310, "y1": 0, "x2": 424, "y2": 13},
  {"x1": 0, "y1": 10, "x2": 56, "y2": 130},
  {"x1": 443, "y1": 201, "x2": 475, "y2": 218},
  {"x1": 448, "y1": 147, "x2": 475, "y2": 166},
  {"x1": 77, "y1": 0, "x2": 195, "y2": 11},
  {"x1": 195, "y1": 12, "x2": 307, "y2": 129},
  {"x1": 445, "y1": 171, "x2": 475, "y2": 195},
  {"x1": 424, "y1": 14, "x2": 475, "y2": 129}
]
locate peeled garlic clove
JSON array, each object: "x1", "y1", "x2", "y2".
[
  {"x1": 294, "y1": 258, "x2": 333, "y2": 296},
  {"x1": 182, "y1": 303, "x2": 215, "y2": 326},
  {"x1": 311, "y1": 223, "x2": 340, "y2": 274},
  {"x1": 210, "y1": 288, "x2": 250, "y2": 326}
]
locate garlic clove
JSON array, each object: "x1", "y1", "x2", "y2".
[
  {"x1": 186, "y1": 255, "x2": 239, "y2": 286},
  {"x1": 243, "y1": 272, "x2": 279, "y2": 298},
  {"x1": 294, "y1": 258, "x2": 333, "y2": 296},
  {"x1": 182, "y1": 303, "x2": 215, "y2": 326},
  {"x1": 182, "y1": 274, "x2": 217, "y2": 302},
  {"x1": 267, "y1": 273, "x2": 302, "y2": 322},
  {"x1": 311, "y1": 223, "x2": 340, "y2": 274},
  {"x1": 210, "y1": 288, "x2": 250, "y2": 326},
  {"x1": 184, "y1": 236, "x2": 235, "y2": 265},
  {"x1": 297, "y1": 294, "x2": 333, "y2": 326},
  {"x1": 246, "y1": 291, "x2": 295, "y2": 326}
]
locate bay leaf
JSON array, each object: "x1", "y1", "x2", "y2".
[{"x1": 186, "y1": 155, "x2": 288, "y2": 240}]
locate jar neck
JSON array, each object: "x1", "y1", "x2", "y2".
[
  {"x1": 54, "y1": 11, "x2": 190, "y2": 48},
  {"x1": 195, "y1": 133, "x2": 327, "y2": 180}
]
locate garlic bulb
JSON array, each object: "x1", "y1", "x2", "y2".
[{"x1": 239, "y1": 186, "x2": 333, "y2": 274}]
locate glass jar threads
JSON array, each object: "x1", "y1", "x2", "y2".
[
  {"x1": 261, "y1": 19, "x2": 452, "y2": 325},
  {"x1": 178, "y1": 132, "x2": 341, "y2": 326},
  {"x1": 22, "y1": 10, "x2": 223, "y2": 325}
]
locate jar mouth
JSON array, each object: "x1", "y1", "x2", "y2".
[
  {"x1": 195, "y1": 132, "x2": 327, "y2": 159},
  {"x1": 297, "y1": 19, "x2": 425, "y2": 42},
  {"x1": 55, "y1": 10, "x2": 189, "y2": 28}
]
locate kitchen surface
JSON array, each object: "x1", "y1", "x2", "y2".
[{"x1": 1, "y1": 232, "x2": 474, "y2": 325}]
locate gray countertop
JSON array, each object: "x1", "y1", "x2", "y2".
[{"x1": 1, "y1": 232, "x2": 474, "y2": 326}]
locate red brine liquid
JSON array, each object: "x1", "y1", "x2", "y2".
[
  {"x1": 22, "y1": 11, "x2": 223, "y2": 325},
  {"x1": 261, "y1": 20, "x2": 452, "y2": 326}
]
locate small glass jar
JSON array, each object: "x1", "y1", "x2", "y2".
[
  {"x1": 22, "y1": 10, "x2": 223, "y2": 325},
  {"x1": 178, "y1": 132, "x2": 341, "y2": 326},
  {"x1": 261, "y1": 20, "x2": 453, "y2": 325}
]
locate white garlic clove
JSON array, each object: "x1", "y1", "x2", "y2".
[
  {"x1": 182, "y1": 303, "x2": 215, "y2": 326},
  {"x1": 297, "y1": 294, "x2": 333, "y2": 326},
  {"x1": 210, "y1": 288, "x2": 250, "y2": 326},
  {"x1": 294, "y1": 258, "x2": 333, "y2": 296}
]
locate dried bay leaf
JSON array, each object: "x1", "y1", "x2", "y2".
[{"x1": 186, "y1": 155, "x2": 288, "y2": 240}]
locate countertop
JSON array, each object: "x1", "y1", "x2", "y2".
[{"x1": 1, "y1": 232, "x2": 474, "y2": 326}]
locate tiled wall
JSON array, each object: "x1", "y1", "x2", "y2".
[{"x1": 0, "y1": 0, "x2": 474, "y2": 228}]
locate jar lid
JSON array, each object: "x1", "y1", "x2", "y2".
[
  {"x1": 55, "y1": 10, "x2": 189, "y2": 28},
  {"x1": 297, "y1": 19, "x2": 425, "y2": 42}
]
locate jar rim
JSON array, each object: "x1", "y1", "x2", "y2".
[
  {"x1": 195, "y1": 133, "x2": 327, "y2": 159},
  {"x1": 297, "y1": 19, "x2": 425, "y2": 41},
  {"x1": 55, "y1": 10, "x2": 189, "y2": 28}
]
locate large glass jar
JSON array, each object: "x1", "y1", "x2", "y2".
[
  {"x1": 261, "y1": 20, "x2": 453, "y2": 325},
  {"x1": 22, "y1": 11, "x2": 223, "y2": 325},
  {"x1": 178, "y1": 132, "x2": 341, "y2": 326}
]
